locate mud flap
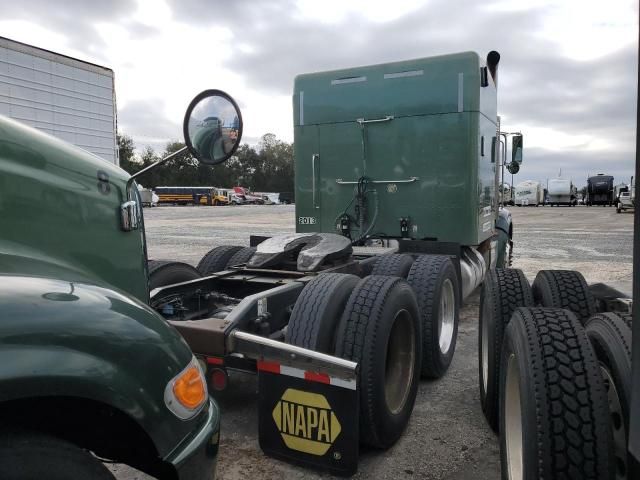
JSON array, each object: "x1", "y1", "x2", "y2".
[{"x1": 257, "y1": 361, "x2": 359, "y2": 476}]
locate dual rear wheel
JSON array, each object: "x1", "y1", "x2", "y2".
[
  {"x1": 286, "y1": 253, "x2": 460, "y2": 448},
  {"x1": 481, "y1": 268, "x2": 631, "y2": 479}
]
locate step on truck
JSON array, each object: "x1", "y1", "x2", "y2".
[{"x1": 145, "y1": 51, "x2": 526, "y2": 475}]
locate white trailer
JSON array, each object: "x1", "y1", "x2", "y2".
[
  {"x1": 514, "y1": 180, "x2": 544, "y2": 206},
  {"x1": 0, "y1": 36, "x2": 118, "y2": 165},
  {"x1": 547, "y1": 178, "x2": 576, "y2": 206}
]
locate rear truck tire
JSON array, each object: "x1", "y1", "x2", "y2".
[
  {"x1": 370, "y1": 253, "x2": 415, "y2": 278},
  {"x1": 478, "y1": 268, "x2": 534, "y2": 432},
  {"x1": 532, "y1": 269, "x2": 597, "y2": 324},
  {"x1": 196, "y1": 245, "x2": 244, "y2": 275},
  {"x1": 285, "y1": 273, "x2": 360, "y2": 353},
  {"x1": 585, "y1": 312, "x2": 633, "y2": 479},
  {"x1": 500, "y1": 307, "x2": 613, "y2": 480},
  {"x1": 406, "y1": 255, "x2": 460, "y2": 379},
  {"x1": 148, "y1": 260, "x2": 202, "y2": 290},
  {"x1": 0, "y1": 430, "x2": 116, "y2": 480},
  {"x1": 225, "y1": 246, "x2": 256, "y2": 267},
  {"x1": 335, "y1": 275, "x2": 421, "y2": 448}
]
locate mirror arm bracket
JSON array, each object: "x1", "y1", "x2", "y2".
[{"x1": 125, "y1": 146, "x2": 189, "y2": 200}]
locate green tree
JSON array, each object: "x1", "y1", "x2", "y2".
[
  {"x1": 120, "y1": 131, "x2": 295, "y2": 194},
  {"x1": 117, "y1": 133, "x2": 139, "y2": 174}
]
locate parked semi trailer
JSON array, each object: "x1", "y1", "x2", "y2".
[
  {"x1": 141, "y1": 51, "x2": 525, "y2": 475},
  {"x1": 514, "y1": 180, "x2": 543, "y2": 206},
  {"x1": 0, "y1": 36, "x2": 118, "y2": 165},
  {"x1": 587, "y1": 173, "x2": 615, "y2": 206},
  {"x1": 547, "y1": 177, "x2": 577, "y2": 206}
]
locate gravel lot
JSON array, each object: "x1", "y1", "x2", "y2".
[{"x1": 112, "y1": 203, "x2": 633, "y2": 480}]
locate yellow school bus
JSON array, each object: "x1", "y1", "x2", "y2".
[{"x1": 155, "y1": 186, "x2": 229, "y2": 205}]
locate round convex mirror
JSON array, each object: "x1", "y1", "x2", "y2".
[{"x1": 183, "y1": 90, "x2": 243, "y2": 165}]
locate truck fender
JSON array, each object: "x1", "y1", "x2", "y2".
[
  {"x1": 0, "y1": 274, "x2": 200, "y2": 457},
  {"x1": 495, "y1": 208, "x2": 512, "y2": 268}
]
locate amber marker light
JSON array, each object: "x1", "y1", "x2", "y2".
[{"x1": 165, "y1": 357, "x2": 208, "y2": 420}]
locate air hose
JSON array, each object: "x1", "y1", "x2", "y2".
[{"x1": 334, "y1": 176, "x2": 379, "y2": 245}]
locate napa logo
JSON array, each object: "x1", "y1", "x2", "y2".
[{"x1": 272, "y1": 388, "x2": 341, "y2": 456}]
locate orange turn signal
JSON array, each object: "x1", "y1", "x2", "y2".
[{"x1": 173, "y1": 364, "x2": 207, "y2": 410}]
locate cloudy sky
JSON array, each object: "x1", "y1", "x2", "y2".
[{"x1": 2, "y1": 0, "x2": 637, "y2": 186}]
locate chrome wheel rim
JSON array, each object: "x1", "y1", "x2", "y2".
[
  {"x1": 505, "y1": 241, "x2": 512, "y2": 267},
  {"x1": 481, "y1": 300, "x2": 489, "y2": 394},
  {"x1": 601, "y1": 366, "x2": 628, "y2": 479},
  {"x1": 439, "y1": 278, "x2": 455, "y2": 354},
  {"x1": 385, "y1": 309, "x2": 416, "y2": 414},
  {"x1": 505, "y1": 353, "x2": 523, "y2": 480}
]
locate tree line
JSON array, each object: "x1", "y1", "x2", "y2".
[{"x1": 118, "y1": 133, "x2": 294, "y2": 194}]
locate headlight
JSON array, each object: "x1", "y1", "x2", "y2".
[{"x1": 164, "y1": 357, "x2": 208, "y2": 420}]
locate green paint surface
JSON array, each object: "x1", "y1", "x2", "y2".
[{"x1": 294, "y1": 51, "x2": 498, "y2": 245}]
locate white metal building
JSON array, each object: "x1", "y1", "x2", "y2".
[{"x1": 0, "y1": 36, "x2": 118, "y2": 165}]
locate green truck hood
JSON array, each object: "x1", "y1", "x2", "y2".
[{"x1": 0, "y1": 115, "x2": 148, "y2": 302}]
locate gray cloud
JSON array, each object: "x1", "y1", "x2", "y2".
[
  {"x1": 3, "y1": 0, "x2": 157, "y2": 58},
  {"x1": 118, "y1": 98, "x2": 182, "y2": 152},
  {"x1": 167, "y1": 0, "x2": 637, "y2": 182},
  {"x1": 5, "y1": 0, "x2": 635, "y2": 182}
]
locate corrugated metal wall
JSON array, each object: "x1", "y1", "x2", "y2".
[{"x1": 0, "y1": 37, "x2": 118, "y2": 165}]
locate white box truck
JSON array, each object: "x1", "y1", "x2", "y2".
[{"x1": 0, "y1": 36, "x2": 118, "y2": 165}]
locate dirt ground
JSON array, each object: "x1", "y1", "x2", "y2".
[{"x1": 110, "y1": 203, "x2": 633, "y2": 480}]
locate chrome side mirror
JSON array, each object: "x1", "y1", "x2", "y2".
[{"x1": 183, "y1": 90, "x2": 243, "y2": 165}]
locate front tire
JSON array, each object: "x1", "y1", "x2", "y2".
[
  {"x1": 335, "y1": 276, "x2": 421, "y2": 448},
  {"x1": 0, "y1": 431, "x2": 116, "y2": 480}
]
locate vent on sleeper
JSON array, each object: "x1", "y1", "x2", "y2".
[
  {"x1": 331, "y1": 76, "x2": 367, "y2": 85},
  {"x1": 383, "y1": 70, "x2": 424, "y2": 79}
]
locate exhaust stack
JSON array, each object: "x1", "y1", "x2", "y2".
[{"x1": 487, "y1": 51, "x2": 500, "y2": 87}]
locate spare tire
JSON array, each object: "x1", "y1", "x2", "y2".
[
  {"x1": 500, "y1": 307, "x2": 612, "y2": 480},
  {"x1": 335, "y1": 275, "x2": 421, "y2": 448},
  {"x1": 532, "y1": 269, "x2": 596, "y2": 323},
  {"x1": 286, "y1": 273, "x2": 360, "y2": 353},
  {"x1": 196, "y1": 245, "x2": 243, "y2": 275},
  {"x1": 586, "y1": 312, "x2": 632, "y2": 480},
  {"x1": 148, "y1": 260, "x2": 202, "y2": 290},
  {"x1": 406, "y1": 255, "x2": 460, "y2": 379},
  {"x1": 370, "y1": 254, "x2": 414, "y2": 278},
  {"x1": 478, "y1": 268, "x2": 533, "y2": 432}
]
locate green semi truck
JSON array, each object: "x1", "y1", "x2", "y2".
[
  {"x1": 142, "y1": 51, "x2": 525, "y2": 475},
  {"x1": 0, "y1": 102, "x2": 221, "y2": 477}
]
